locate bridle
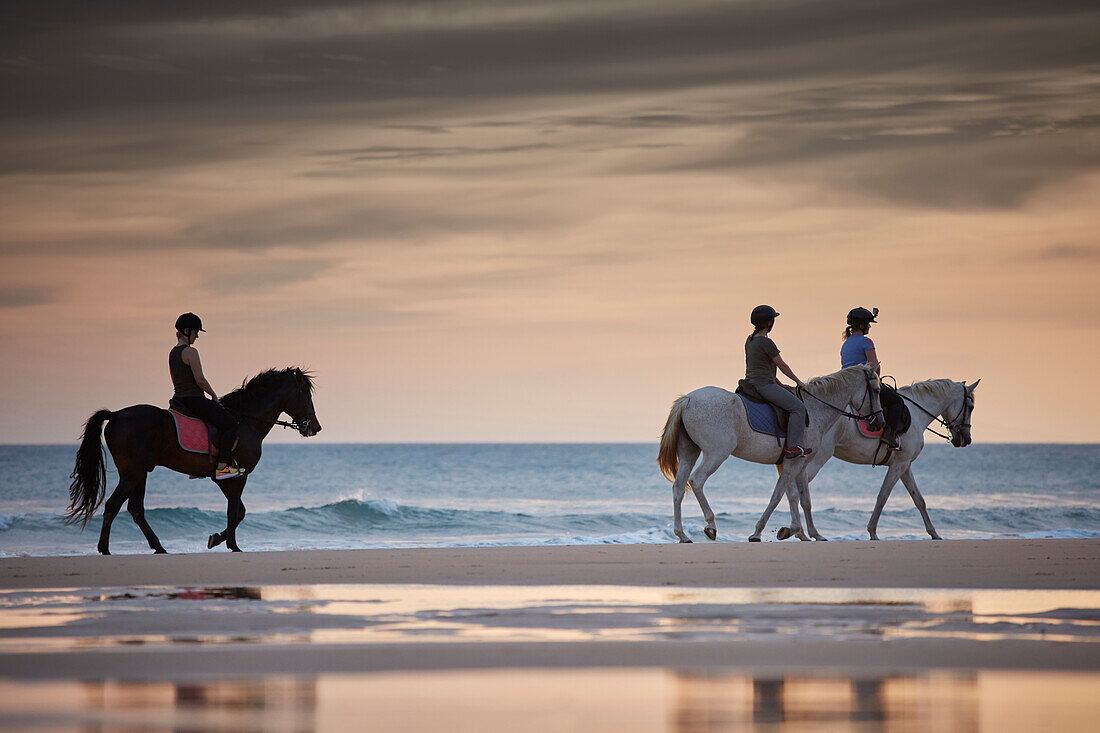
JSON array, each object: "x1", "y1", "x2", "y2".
[
  {"x1": 226, "y1": 377, "x2": 317, "y2": 436},
  {"x1": 896, "y1": 383, "x2": 973, "y2": 442},
  {"x1": 798, "y1": 367, "x2": 884, "y2": 426}
]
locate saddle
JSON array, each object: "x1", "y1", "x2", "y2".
[
  {"x1": 857, "y1": 419, "x2": 883, "y2": 439},
  {"x1": 168, "y1": 398, "x2": 237, "y2": 460},
  {"x1": 735, "y1": 380, "x2": 802, "y2": 440}
]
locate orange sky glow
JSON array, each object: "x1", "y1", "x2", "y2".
[{"x1": 1, "y1": 0, "x2": 1098, "y2": 443}]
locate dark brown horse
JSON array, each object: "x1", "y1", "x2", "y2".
[{"x1": 66, "y1": 368, "x2": 321, "y2": 554}]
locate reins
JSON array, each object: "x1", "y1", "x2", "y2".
[
  {"x1": 797, "y1": 387, "x2": 864, "y2": 420},
  {"x1": 797, "y1": 369, "x2": 882, "y2": 423},
  {"x1": 223, "y1": 406, "x2": 303, "y2": 432},
  {"x1": 890, "y1": 380, "x2": 971, "y2": 442}
]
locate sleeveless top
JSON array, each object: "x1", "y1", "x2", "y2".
[
  {"x1": 840, "y1": 334, "x2": 874, "y2": 368},
  {"x1": 169, "y1": 344, "x2": 203, "y2": 398}
]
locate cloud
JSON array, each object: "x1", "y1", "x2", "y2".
[
  {"x1": 86, "y1": 54, "x2": 177, "y2": 74},
  {"x1": 311, "y1": 143, "x2": 553, "y2": 162},
  {"x1": 0, "y1": 286, "x2": 57, "y2": 308},
  {"x1": 182, "y1": 195, "x2": 568, "y2": 249},
  {"x1": 1033, "y1": 244, "x2": 1100, "y2": 261},
  {"x1": 200, "y1": 258, "x2": 336, "y2": 293}
]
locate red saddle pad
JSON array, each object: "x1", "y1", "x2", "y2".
[
  {"x1": 169, "y1": 410, "x2": 219, "y2": 456},
  {"x1": 857, "y1": 419, "x2": 884, "y2": 438}
]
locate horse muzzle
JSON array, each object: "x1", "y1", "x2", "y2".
[
  {"x1": 950, "y1": 428, "x2": 971, "y2": 448},
  {"x1": 299, "y1": 418, "x2": 322, "y2": 438},
  {"x1": 866, "y1": 411, "x2": 885, "y2": 432}
]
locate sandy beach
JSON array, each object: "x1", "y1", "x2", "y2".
[
  {"x1": 2, "y1": 538, "x2": 1097, "y2": 590},
  {"x1": 2, "y1": 539, "x2": 1099, "y2": 730}
]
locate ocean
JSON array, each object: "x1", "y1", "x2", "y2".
[{"x1": 0, "y1": 444, "x2": 1097, "y2": 557}]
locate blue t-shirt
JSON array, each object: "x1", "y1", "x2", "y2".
[{"x1": 841, "y1": 334, "x2": 875, "y2": 368}]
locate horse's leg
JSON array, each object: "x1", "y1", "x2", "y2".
[
  {"x1": 212, "y1": 477, "x2": 247, "y2": 552},
  {"x1": 750, "y1": 469, "x2": 794, "y2": 542},
  {"x1": 900, "y1": 467, "x2": 943, "y2": 540},
  {"x1": 97, "y1": 476, "x2": 137, "y2": 556},
  {"x1": 783, "y1": 470, "x2": 810, "y2": 541},
  {"x1": 687, "y1": 451, "x2": 727, "y2": 541},
  {"x1": 792, "y1": 472, "x2": 824, "y2": 541},
  {"x1": 672, "y1": 440, "x2": 701, "y2": 543},
  {"x1": 126, "y1": 473, "x2": 166, "y2": 554},
  {"x1": 867, "y1": 463, "x2": 906, "y2": 541},
  {"x1": 788, "y1": 453, "x2": 829, "y2": 541}
]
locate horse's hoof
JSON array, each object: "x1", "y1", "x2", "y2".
[
  {"x1": 207, "y1": 534, "x2": 221, "y2": 549},
  {"x1": 814, "y1": 536, "x2": 829, "y2": 542},
  {"x1": 776, "y1": 527, "x2": 792, "y2": 541},
  {"x1": 678, "y1": 537, "x2": 693, "y2": 544},
  {"x1": 931, "y1": 535, "x2": 943, "y2": 541},
  {"x1": 229, "y1": 546, "x2": 243, "y2": 553},
  {"x1": 98, "y1": 548, "x2": 110, "y2": 556},
  {"x1": 704, "y1": 527, "x2": 717, "y2": 541},
  {"x1": 748, "y1": 536, "x2": 761, "y2": 543},
  {"x1": 154, "y1": 548, "x2": 167, "y2": 555}
]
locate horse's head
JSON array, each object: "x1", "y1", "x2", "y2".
[
  {"x1": 945, "y1": 379, "x2": 978, "y2": 447},
  {"x1": 286, "y1": 368, "x2": 321, "y2": 437},
  {"x1": 852, "y1": 364, "x2": 884, "y2": 431}
]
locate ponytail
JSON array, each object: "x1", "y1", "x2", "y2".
[{"x1": 843, "y1": 322, "x2": 871, "y2": 340}]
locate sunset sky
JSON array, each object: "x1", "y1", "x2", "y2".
[{"x1": 2, "y1": 0, "x2": 1098, "y2": 443}]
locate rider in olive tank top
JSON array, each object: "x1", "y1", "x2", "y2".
[{"x1": 171, "y1": 313, "x2": 245, "y2": 480}]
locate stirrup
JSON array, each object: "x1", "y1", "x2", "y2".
[{"x1": 783, "y1": 446, "x2": 813, "y2": 459}]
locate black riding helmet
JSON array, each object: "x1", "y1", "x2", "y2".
[
  {"x1": 846, "y1": 307, "x2": 878, "y2": 326},
  {"x1": 750, "y1": 304, "x2": 780, "y2": 326},
  {"x1": 175, "y1": 312, "x2": 206, "y2": 333}
]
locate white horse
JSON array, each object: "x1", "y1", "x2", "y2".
[
  {"x1": 657, "y1": 364, "x2": 883, "y2": 543},
  {"x1": 772, "y1": 378, "x2": 979, "y2": 541}
]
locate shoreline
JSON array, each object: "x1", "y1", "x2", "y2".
[{"x1": 2, "y1": 538, "x2": 1098, "y2": 590}]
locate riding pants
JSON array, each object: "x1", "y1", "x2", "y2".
[
  {"x1": 755, "y1": 383, "x2": 808, "y2": 448},
  {"x1": 177, "y1": 395, "x2": 238, "y2": 462}
]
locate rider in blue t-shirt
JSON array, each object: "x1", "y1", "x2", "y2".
[{"x1": 841, "y1": 307, "x2": 903, "y2": 451}]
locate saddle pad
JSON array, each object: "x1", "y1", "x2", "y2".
[
  {"x1": 169, "y1": 410, "x2": 218, "y2": 456},
  {"x1": 738, "y1": 393, "x2": 786, "y2": 438},
  {"x1": 857, "y1": 419, "x2": 884, "y2": 438}
]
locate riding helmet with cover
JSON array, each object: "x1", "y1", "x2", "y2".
[
  {"x1": 750, "y1": 304, "x2": 780, "y2": 326},
  {"x1": 846, "y1": 307, "x2": 878, "y2": 326},
  {"x1": 175, "y1": 312, "x2": 206, "y2": 333}
]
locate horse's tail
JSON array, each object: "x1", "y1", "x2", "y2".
[
  {"x1": 657, "y1": 395, "x2": 691, "y2": 482},
  {"x1": 65, "y1": 409, "x2": 113, "y2": 529}
]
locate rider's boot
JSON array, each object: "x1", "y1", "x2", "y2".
[{"x1": 214, "y1": 464, "x2": 247, "y2": 481}]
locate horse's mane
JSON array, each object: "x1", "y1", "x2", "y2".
[
  {"x1": 220, "y1": 367, "x2": 314, "y2": 410},
  {"x1": 901, "y1": 378, "x2": 956, "y2": 405},
  {"x1": 804, "y1": 364, "x2": 870, "y2": 397}
]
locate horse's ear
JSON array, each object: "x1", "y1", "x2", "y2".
[{"x1": 967, "y1": 379, "x2": 980, "y2": 392}]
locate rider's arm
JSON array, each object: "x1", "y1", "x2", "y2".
[
  {"x1": 182, "y1": 347, "x2": 218, "y2": 400},
  {"x1": 773, "y1": 355, "x2": 807, "y2": 389},
  {"x1": 864, "y1": 348, "x2": 881, "y2": 375}
]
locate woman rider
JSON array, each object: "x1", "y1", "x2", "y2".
[
  {"x1": 170, "y1": 313, "x2": 246, "y2": 480},
  {"x1": 841, "y1": 307, "x2": 903, "y2": 450},
  {"x1": 745, "y1": 305, "x2": 813, "y2": 459}
]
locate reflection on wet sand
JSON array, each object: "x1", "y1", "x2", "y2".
[
  {"x1": 2, "y1": 585, "x2": 1099, "y2": 651},
  {"x1": 0, "y1": 669, "x2": 1095, "y2": 733},
  {"x1": 670, "y1": 672, "x2": 980, "y2": 731}
]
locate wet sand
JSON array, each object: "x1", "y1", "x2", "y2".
[
  {"x1": 2, "y1": 540, "x2": 1099, "y2": 730},
  {"x1": 2, "y1": 538, "x2": 1098, "y2": 590}
]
